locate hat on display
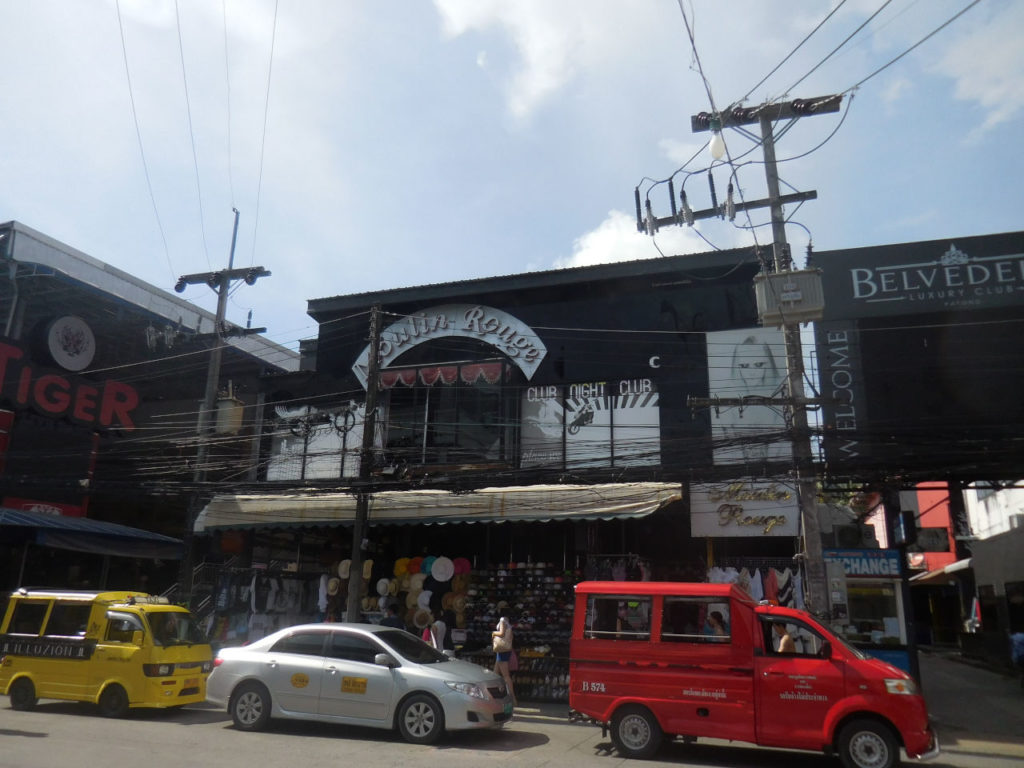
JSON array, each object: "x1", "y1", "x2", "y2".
[
  {"x1": 327, "y1": 577, "x2": 340, "y2": 596},
  {"x1": 378, "y1": 595, "x2": 389, "y2": 612},
  {"x1": 453, "y1": 595, "x2": 467, "y2": 613},
  {"x1": 421, "y1": 555, "x2": 437, "y2": 576},
  {"x1": 409, "y1": 572, "x2": 428, "y2": 592},
  {"x1": 388, "y1": 579, "x2": 399, "y2": 597},
  {"x1": 405, "y1": 590, "x2": 421, "y2": 609},
  {"x1": 407, "y1": 556, "x2": 424, "y2": 574},
  {"x1": 417, "y1": 590, "x2": 433, "y2": 609},
  {"x1": 400, "y1": 573, "x2": 412, "y2": 591},
  {"x1": 394, "y1": 557, "x2": 410, "y2": 576},
  {"x1": 451, "y1": 573, "x2": 470, "y2": 593},
  {"x1": 431, "y1": 556, "x2": 454, "y2": 582},
  {"x1": 452, "y1": 557, "x2": 472, "y2": 575},
  {"x1": 442, "y1": 592, "x2": 455, "y2": 611},
  {"x1": 376, "y1": 577, "x2": 390, "y2": 597},
  {"x1": 413, "y1": 607, "x2": 433, "y2": 629},
  {"x1": 363, "y1": 559, "x2": 374, "y2": 580},
  {"x1": 338, "y1": 560, "x2": 351, "y2": 579}
]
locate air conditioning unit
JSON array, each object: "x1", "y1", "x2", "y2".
[{"x1": 754, "y1": 268, "x2": 825, "y2": 327}]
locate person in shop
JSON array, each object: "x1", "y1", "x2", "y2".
[
  {"x1": 492, "y1": 613, "x2": 517, "y2": 706},
  {"x1": 430, "y1": 609, "x2": 449, "y2": 653},
  {"x1": 379, "y1": 603, "x2": 405, "y2": 630}
]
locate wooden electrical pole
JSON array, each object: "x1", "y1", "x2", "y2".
[{"x1": 346, "y1": 304, "x2": 382, "y2": 621}]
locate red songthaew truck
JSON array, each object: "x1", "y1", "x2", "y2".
[{"x1": 569, "y1": 581, "x2": 937, "y2": 768}]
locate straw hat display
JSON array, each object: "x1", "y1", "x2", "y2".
[
  {"x1": 327, "y1": 577, "x2": 340, "y2": 596},
  {"x1": 388, "y1": 579, "x2": 399, "y2": 597},
  {"x1": 409, "y1": 573, "x2": 428, "y2": 592},
  {"x1": 431, "y1": 556, "x2": 455, "y2": 582},
  {"x1": 393, "y1": 557, "x2": 410, "y2": 577},
  {"x1": 338, "y1": 560, "x2": 351, "y2": 578},
  {"x1": 413, "y1": 607, "x2": 433, "y2": 629},
  {"x1": 405, "y1": 590, "x2": 421, "y2": 609},
  {"x1": 376, "y1": 577, "x2": 391, "y2": 597},
  {"x1": 362, "y1": 559, "x2": 374, "y2": 580}
]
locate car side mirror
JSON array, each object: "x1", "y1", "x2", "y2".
[
  {"x1": 374, "y1": 652, "x2": 398, "y2": 668},
  {"x1": 820, "y1": 640, "x2": 832, "y2": 659}
]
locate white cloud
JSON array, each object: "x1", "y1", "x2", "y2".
[
  {"x1": 555, "y1": 210, "x2": 711, "y2": 269},
  {"x1": 930, "y1": 3, "x2": 1024, "y2": 134},
  {"x1": 433, "y1": 0, "x2": 650, "y2": 120}
]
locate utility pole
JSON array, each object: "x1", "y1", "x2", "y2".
[
  {"x1": 175, "y1": 208, "x2": 271, "y2": 605},
  {"x1": 346, "y1": 304, "x2": 382, "y2": 621},
  {"x1": 688, "y1": 96, "x2": 842, "y2": 618}
]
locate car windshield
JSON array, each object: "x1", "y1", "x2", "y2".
[
  {"x1": 149, "y1": 611, "x2": 207, "y2": 647},
  {"x1": 375, "y1": 628, "x2": 449, "y2": 664}
]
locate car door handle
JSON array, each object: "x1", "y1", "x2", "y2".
[
  {"x1": 325, "y1": 666, "x2": 339, "y2": 675},
  {"x1": 265, "y1": 660, "x2": 278, "y2": 669}
]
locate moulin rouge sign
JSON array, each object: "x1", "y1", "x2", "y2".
[
  {"x1": 0, "y1": 340, "x2": 139, "y2": 431},
  {"x1": 353, "y1": 304, "x2": 547, "y2": 388}
]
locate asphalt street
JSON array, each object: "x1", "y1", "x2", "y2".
[{"x1": 0, "y1": 649, "x2": 1021, "y2": 768}]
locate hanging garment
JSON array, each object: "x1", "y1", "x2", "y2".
[
  {"x1": 763, "y1": 567, "x2": 779, "y2": 604},
  {"x1": 777, "y1": 568, "x2": 794, "y2": 608},
  {"x1": 748, "y1": 568, "x2": 765, "y2": 602}
]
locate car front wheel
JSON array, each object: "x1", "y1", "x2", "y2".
[
  {"x1": 97, "y1": 684, "x2": 130, "y2": 718},
  {"x1": 397, "y1": 693, "x2": 445, "y2": 745},
  {"x1": 838, "y1": 719, "x2": 899, "y2": 768},
  {"x1": 9, "y1": 678, "x2": 38, "y2": 711},
  {"x1": 230, "y1": 682, "x2": 272, "y2": 731}
]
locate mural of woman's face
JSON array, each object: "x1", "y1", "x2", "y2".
[{"x1": 733, "y1": 337, "x2": 779, "y2": 390}]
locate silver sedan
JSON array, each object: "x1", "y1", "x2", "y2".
[{"x1": 206, "y1": 623, "x2": 512, "y2": 744}]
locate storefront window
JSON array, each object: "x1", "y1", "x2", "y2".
[
  {"x1": 383, "y1": 360, "x2": 514, "y2": 466},
  {"x1": 844, "y1": 581, "x2": 904, "y2": 644}
]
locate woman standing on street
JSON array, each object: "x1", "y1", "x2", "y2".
[{"x1": 492, "y1": 614, "x2": 517, "y2": 706}]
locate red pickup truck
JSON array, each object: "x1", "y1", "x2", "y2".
[{"x1": 569, "y1": 581, "x2": 938, "y2": 768}]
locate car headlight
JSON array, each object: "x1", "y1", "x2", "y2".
[
  {"x1": 884, "y1": 678, "x2": 918, "y2": 695},
  {"x1": 445, "y1": 681, "x2": 485, "y2": 699}
]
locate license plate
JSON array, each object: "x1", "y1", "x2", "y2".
[{"x1": 503, "y1": 700, "x2": 513, "y2": 715}]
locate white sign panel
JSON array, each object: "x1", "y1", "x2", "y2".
[
  {"x1": 690, "y1": 481, "x2": 800, "y2": 537},
  {"x1": 706, "y1": 328, "x2": 793, "y2": 465},
  {"x1": 521, "y1": 379, "x2": 660, "y2": 469}
]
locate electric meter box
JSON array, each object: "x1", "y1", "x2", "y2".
[{"x1": 754, "y1": 268, "x2": 825, "y2": 327}]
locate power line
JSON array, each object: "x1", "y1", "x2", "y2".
[
  {"x1": 842, "y1": 0, "x2": 984, "y2": 95},
  {"x1": 114, "y1": 0, "x2": 175, "y2": 285},
  {"x1": 173, "y1": 0, "x2": 212, "y2": 270},
  {"x1": 250, "y1": 0, "x2": 280, "y2": 266},
  {"x1": 781, "y1": 0, "x2": 895, "y2": 97},
  {"x1": 741, "y1": 0, "x2": 850, "y2": 103}
]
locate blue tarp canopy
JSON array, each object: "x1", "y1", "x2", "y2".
[{"x1": 0, "y1": 506, "x2": 183, "y2": 559}]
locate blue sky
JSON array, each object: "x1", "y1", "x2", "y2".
[{"x1": 1, "y1": 0, "x2": 1020, "y2": 352}]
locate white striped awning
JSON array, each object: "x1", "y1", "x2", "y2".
[{"x1": 193, "y1": 482, "x2": 682, "y2": 532}]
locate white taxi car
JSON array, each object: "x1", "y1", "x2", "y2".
[{"x1": 206, "y1": 623, "x2": 512, "y2": 744}]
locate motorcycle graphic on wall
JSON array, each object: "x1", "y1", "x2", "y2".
[{"x1": 567, "y1": 401, "x2": 595, "y2": 434}]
